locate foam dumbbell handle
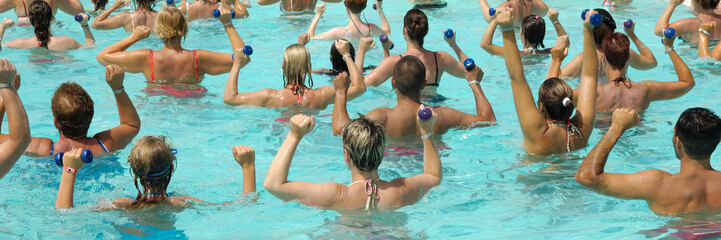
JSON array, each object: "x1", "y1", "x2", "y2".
[
  {"x1": 243, "y1": 45, "x2": 253, "y2": 56},
  {"x1": 166, "y1": 0, "x2": 173, "y2": 4},
  {"x1": 463, "y1": 58, "x2": 476, "y2": 70},
  {"x1": 54, "y1": 149, "x2": 93, "y2": 167},
  {"x1": 74, "y1": 14, "x2": 86, "y2": 22},
  {"x1": 379, "y1": 34, "x2": 388, "y2": 43},
  {"x1": 213, "y1": 9, "x2": 236, "y2": 18},
  {"x1": 54, "y1": 152, "x2": 64, "y2": 167},
  {"x1": 373, "y1": 3, "x2": 377, "y2": 10},
  {"x1": 624, "y1": 19, "x2": 633, "y2": 29},
  {"x1": 581, "y1": 9, "x2": 589, "y2": 20},
  {"x1": 444, "y1": 29, "x2": 454, "y2": 39},
  {"x1": 489, "y1": 8, "x2": 496, "y2": 17},
  {"x1": 418, "y1": 107, "x2": 432, "y2": 121},
  {"x1": 664, "y1": 27, "x2": 676, "y2": 39},
  {"x1": 589, "y1": 13, "x2": 602, "y2": 26}
]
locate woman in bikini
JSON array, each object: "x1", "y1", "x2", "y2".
[
  {"x1": 497, "y1": 9, "x2": 599, "y2": 155},
  {"x1": 257, "y1": 0, "x2": 337, "y2": 15},
  {"x1": 0, "y1": 0, "x2": 83, "y2": 24},
  {"x1": 481, "y1": 8, "x2": 567, "y2": 56},
  {"x1": 176, "y1": 0, "x2": 248, "y2": 21},
  {"x1": 0, "y1": 0, "x2": 94, "y2": 51},
  {"x1": 305, "y1": 0, "x2": 389, "y2": 41},
  {"x1": 223, "y1": 41, "x2": 365, "y2": 111},
  {"x1": 363, "y1": 9, "x2": 470, "y2": 97},
  {"x1": 97, "y1": 6, "x2": 245, "y2": 94},
  {"x1": 90, "y1": 0, "x2": 157, "y2": 32}
]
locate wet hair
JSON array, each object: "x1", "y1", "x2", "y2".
[
  {"x1": 694, "y1": 0, "x2": 720, "y2": 10},
  {"x1": 93, "y1": 0, "x2": 108, "y2": 11},
  {"x1": 393, "y1": 56, "x2": 425, "y2": 101},
  {"x1": 344, "y1": 0, "x2": 367, "y2": 14},
  {"x1": 155, "y1": 6, "x2": 188, "y2": 46},
  {"x1": 675, "y1": 108, "x2": 721, "y2": 159},
  {"x1": 342, "y1": 115, "x2": 386, "y2": 173},
  {"x1": 404, "y1": 9, "x2": 429, "y2": 48},
  {"x1": 592, "y1": 9, "x2": 617, "y2": 49},
  {"x1": 135, "y1": 0, "x2": 154, "y2": 11},
  {"x1": 128, "y1": 136, "x2": 177, "y2": 209},
  {"x1": 283, "y1": 44, "x2": 313, "y2": 96},
  {"x1": 28, "y1": 0, "x2": 52, "y2": 48},
  {"x1": 538, "y1": 78, "x2": 574, "y2": 122},
  {"x1": 521, "y1": 15, "x2": 546, "y2": 49},
  {"x1": 330, "y1": 41, "x2": 356, "y2": 74},
  {"x1": 602, "y1": 33, "x2": 630, "y2": 70},
  {"x1": 51, "y1": 83, "x2": 94, "y2": 139}
]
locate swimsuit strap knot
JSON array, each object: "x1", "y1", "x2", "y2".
[{"x1": 363, "y1": 179, "x2": 379, "y2": 210}]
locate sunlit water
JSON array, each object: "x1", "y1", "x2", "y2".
[{"x1": 1, "y1": 0, "x2": 721, "y2": 238}]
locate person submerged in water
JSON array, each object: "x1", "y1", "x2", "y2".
[
  {"x1": 498, "y1": 9, "x2": 599, "y2": 155},
  {"x1": 223, "y1": 41, "x2": 365, "y2": 110},
  {"x1": 333, "y1": 55, "x2": 496, "y2": 139},
  {"x1": 0, "y1": 1, "x2": 94, "y2": 51},
  {"x1": 577, "y1": 107, "x2": 721, "y2": 216},
  {"x1": 257, "y1": 0, "x2": 340, "y2": 14},
  {"x1": 305, "y1": 0, "x2": 389, "y2": 41},
  {"x1": 559, "y1": 9, "x2": 656, "y2": 79},
  {"x1": 550, "y1": 32, "x2": 695, "y2": 113},
  {"x1": 478, "y1": 0, "x2": 548, "y2": 25},
  {"x1": 655, "y1": 0, "x2": 721, "y2": 42},
  {"x1": 698, "y1": 22, "x2": 721, "y2": 60},
  {"x1": 55, "y1": 136, "x2": 257, "y2": 209},
  {"x1": 0, "y1": 0, "x2": 83, "y2": 23},
  {"x1": 481, "y1": 7, "x2": 567, "y2": 56},
  {"x1": 264, "y1": 112, "x2": 442, "y2": 212},
  {"x1": 176, "y1": 0, "x2": 248, "y2": 21},
  {"x1": 18, "y1": 65, "x2": 140, "y2": 158},
  {"x1": 297, "y1": 35, "x2": 375, "y2": 75},
  {"x1": 90, "y1": 0, "x2": 158, "y2": 32}
]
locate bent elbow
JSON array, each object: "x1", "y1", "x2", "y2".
[
  {"x1": 574, "y1": 171, "x2": 597, "y2": 187},
  {"x1": 332, "y1": 126, "x2": 342, "y2": 136}
]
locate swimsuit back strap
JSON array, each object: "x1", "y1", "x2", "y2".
[
  {"x1": 22, "y1": 0, "x2": 27, "y2": 16},
  {"x1": 185, "y1": 2, "x2": 189, "y2": 17},
  {"x1": 48, "y1": 141, "x2": 54, "y2": 156},
  {"x1": 95, "y1": 138, "x2": 110, "y2": 153},
  {"x1": 193, "y1": 50, "x2": 199, "y2": 83},
  {"x1": 50, "y1": 0, "x2": 53, "y2": 8},
  {"x1": 433, "y1": 52, "x2": 440, "y2": 83},
  {"x1": 149, "y1": 50, "x2": 154, "y2": 81},
  {"x1": 130, "y1": 13, "x2": 136, "y2": 30}
]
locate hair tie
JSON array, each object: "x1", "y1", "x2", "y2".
[
  {"x1": 535, "y1": 16, "x2": 540, "y2": 19},
  {"x1": 562, "y1": 97, "x2": 572, "y2": 107}
]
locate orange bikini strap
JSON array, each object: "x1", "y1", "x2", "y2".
[
  {"x1": 193, "y1": 50, "x2": 199, "y2": 83},
  {"x1": 149, "y1": 50, "x2": 154, "y2": 81}
]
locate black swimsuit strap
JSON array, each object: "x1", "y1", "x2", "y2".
[{"x1": 433, "y1": 52, "x2": 440, "y2": 83}]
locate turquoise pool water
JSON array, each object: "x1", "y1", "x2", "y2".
[{"x1": 2, "y1": 0, "x2": 721, "y2": 238}]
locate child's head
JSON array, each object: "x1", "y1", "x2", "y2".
[
  {"x1": 342, "y1": 115, "x2": 386, "y2": 173},
  {"x1": 344, "y1": 0, "x2": 367, "y2": 14},
  {"x1": 128, "y1": 136, "x2": 176, "y2": 207},
  {"x1": 520, "y1": 15, "x2": 546, "y2": 49},
  {"x1": 538, "y1": 78, "x2": 574, "y2": 122},
  {"x1": 51, "y1": 82, "x2": 94, "y2": 140},
  {"x1": 602, "y1": 33, "x2": 630, "y2": 71},
  {"x1": 592, "y1": 8, "x2": 617, "y2": 49},
  {"x1": 330, "y1": 40, "x2": 356, "y2": 74},
  {"x1": 283, "y1": 44, "x2": 313, "y2": 92}
]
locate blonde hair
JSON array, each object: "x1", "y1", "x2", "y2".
[
  {"x1": 155, "y1": 6, "x2": 188, "y2": 46},
  {"x1": 342, "y1": 115, "x2": 386, "y2": 173},
  {"x1": 282, "y1": 44, "x2": 313, "y2": 96},
  {"x1": 128, "y1": 136, "x2": 176, "y2": 209}
]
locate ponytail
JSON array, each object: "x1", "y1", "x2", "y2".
[
  {"x1": 403, "y1": 9, "x2": 429, "y2": 48},
  {"x1": 28, "y1": 0, "x2": 52, "y2": 48}
]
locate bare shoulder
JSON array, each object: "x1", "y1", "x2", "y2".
[
  {"x1": 366, "y1": 107, "x2": 391, "y2": 122},
  {"x1": 112, "y1": 197, "x2": 135, "y2": 208},
  {"x1": 637, "y1": 169, "x2": 672, "y2": 181}
]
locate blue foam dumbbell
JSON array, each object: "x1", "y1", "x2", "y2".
[
  {"x1": 379, "y1": 34, "x2": 394, "y2": 50},
  {"x1": 444, "y1": 29, "x2": 454, "y2": 39},
  {"x1": 664, "y1": 27, "x2": 676, "y2": 38},
  {"x1": 623, "y1": 19, "x2": 633, "y2": 29},
  {"x1": 489, "y1": 8, "x2": 496, "y2": 17},
  {"x1": 243, "y1": 46, "x2": 253, "y2": 56},
  {"x1": 55, "y1": 149, "x2": 93, "y2": 167},
  {"x1": 418, "y1": 107, "x2": 432, "y2": 120},
  {"x1": 463, "y1": 58, "x2": 475, "y2": 70},
  {"x1": 213, "y1": 9, "x2": 236, "y2": 19}
]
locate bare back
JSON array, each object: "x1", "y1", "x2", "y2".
[
  {"x1": 144, "y1": 49, "x2": 202, "y2": 84},
  {"x1": 280, "y1": 0, "x2": 316, "y2": 12},
  {"x1": 648, "y1": 170, "x2": 721, "y2": 215},
  {"x1": 122, "y1": 11, "x2": 157, "y2": 32},
  {"x1": 367, "y1": 104, "x2": 457, "y2": 139},
  {"x1": 183, "y1": 1, "x2": 219, "y2": 20},
  {"x1": 262, "y1": 88, "x2": 333, "y2": 110},
  {"x1": 329, "y1": 179, "x2": 427, "y2": 213},
  {"x1": 7, "y1": 35, "x2": 81, "y2": 50},
  {"x1": 596, "y1": 81, "x2": 650, "y2": 112}
]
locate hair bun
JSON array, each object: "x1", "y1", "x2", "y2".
[{"x1": 562, "y1": 97, "x2": 572, "y2": 107}]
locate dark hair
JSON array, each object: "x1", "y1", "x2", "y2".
[
  {"x1": 344, "y1": 0, "x2": 367, "y2": 14},
  {"x1": 93, "y1": 0, "x2": 108, "y2": 11},
  {"x1": 28, "y1": 0, "x2": 52, "y2": 48},
  {"x1": 538, "y1": 78, "x2": 574, "y2": 122},
  {"x1": 592, "y1": 8, "x2": 616, "y2": 49},
  {"x1": 393, "y1": 56, "x2": 426, "y2": 101},
  {"x1": 695, "y1": 0, "x2": 720, "y2": 10},
  {"x1": 136, "y1": 0, "x2": 154, "y2": 11},
  {"x1": 521, "y1": 15, "x2": 546, "y2": 49},
  {"x1": 675, "y1": 108, "x2": 721, "y2": 159},
  {"x1": 330, "y1": 41, "x2": 356, "y2": 74},
  {"x1": 404, "y1": 9, "x2": 429, "y2": 48},
  {"x1": 342, "y1": 115, "x2": 386, "y2": 173},
  {"x1": 602, "y1": 33, "x2": 630, "y2": 70},
  {"x1": 51, "y1": 82, "x2": 94, "y2": 139}
]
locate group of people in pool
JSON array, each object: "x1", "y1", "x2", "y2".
[{"x1": 0, "y1": 0, "x2": 718, "y2": 216}]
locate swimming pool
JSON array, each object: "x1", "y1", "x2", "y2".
[{"x1": 1, "y1": 0, "x2": 721, "y2": 238}]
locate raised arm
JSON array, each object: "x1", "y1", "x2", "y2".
[
  {"x1": 229, "y1": 0, "x2": 249, "y2": 18},
  {"x1": 444, "y1": 65, "x2": 496, "y2": 128},
  {"x1": 90, "y1": 0, "x2": 129, "y2": 30},
  {"x1": 654, "y1": 0, "x2": 683, "y2": 37},
  {"x1": 222, "y1": 49, "x2": 273, "y2": 107},
  {"x1": 57, "y1": 0, "x2": 85, "y2": 15},
  {"x1": 55, "y1": 148, "x2": 86, "y2": 209},
  {"x1": 625, "y1": 21, "x2": 657, "y2": 70},
  {"x1": 497, "y1": 9, "x2": 546, "y2": 141},
  {"x1": 478, "y1": 0, "x2": 494, "y2": 23},
  {"x1": 547, "y1": 9, "x2": 567, "y2": 37},
  {"x1": 355, "y1": 37, "x2": 373, "y2": 71},
  {"x1": 571, "y1": 11, "x2": 600, "y2": 141},
  {"x1": 642, "y1": 35, "x2": 695, "y2": 101},
  {"x1": 331, "y1": 72, "x2": 352, "y2": 136},
  {"x1": 264, "y1": 115, "x2": 342, "y2": 208},
  {"x1": 0, "y1": 60, "x2": 29, "y2": 179},
  {"x1": 218, "y1": 7, "x2": 245, "y2": 52},
  {"x1": 480, "y1": 20, "x2": 504, "y2": 56},
  {"x1": 256, "y1": 0, "x2": 280, "y2": 5},
  {"x1": 576, "y1": 108, "x2": 667, "y2": 200},
  {"x1": 96, "y1": 26, "x2": 151, "y2": 73},
  {"x1": 363, "y1": 56, "x2": 397, "y2": 87},
  {"x1": 232, "y1": 145, "x2": 256, "y2": 193},
  {"x1": 699, "y1": 22, "x2": 716, "y2": 58},
  {"x1": 0, "y1": 18, "x2": 14, "y2": 52},
  {"x1": 306, "y1": 4, "x2": 324, "y2": 37},
  {"x1": 335, "y1": 40, "x2": 365, "y2": 101},
  {"x1": 305, "y1": 4, "x2": 344, "y2": 40},
  {"x1": 197, "y1": 8, "x2": 245, "y2": 75},
  {"x1": 559, "y1": 53, "x2": 582, "y2": 79},
  {"x1": 439, "y1": 32, "x2": 469, "y2": 78},
  {"x1": 372, "y1": 0, "x2": 390, "y2": 35},
  {"x1": 93, "y1": 65, "x2": 140, "y2": 153},
  {"x1": 77, "y1": 14, "x2": 95, "y2": 47},
  {"x1": 547, "y1": 35, "x2": 569, "y2": 79},
  {"x1": 396, "y1": 107, "x2": 441, "y2": 204}
]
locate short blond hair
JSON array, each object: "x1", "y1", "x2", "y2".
[
  {"x1": 342, "y1": 115, "x2": 386, "y2": 173},
  {"x1": 128, "y1": 136, "x2": 176, "y2": 208},
  {"x1": 155, "y1": 6, "x2": 187, "y2": 46},
  {"x1": 282, "y1": 44, "x2": 313, "y2": 95}
]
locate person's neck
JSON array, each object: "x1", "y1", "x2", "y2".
[
  {"x1": 605, "y1": 66, "x2": 627, "y2": 84},
  {"x1": 163, "y1": 42, "x2": 183, "y2": 51},
  {"x1": 351, "y1": 169, "x2": 380, "y2": 182},
  {"x1": 405, "y1": 40, "x2": 423, "y2": 52},
  {"x1": 347, "y1": 11, "x2": 363, "y2": 24},
  {"x1": 680, "y1": 156, "x2": 714, "y2": 173},
  {"x1": 395, "y1": 91, "x2": 422, "y2": 106},
  {"x1": 696, "y1": 8, "x2": 719, "y2": 17}
]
